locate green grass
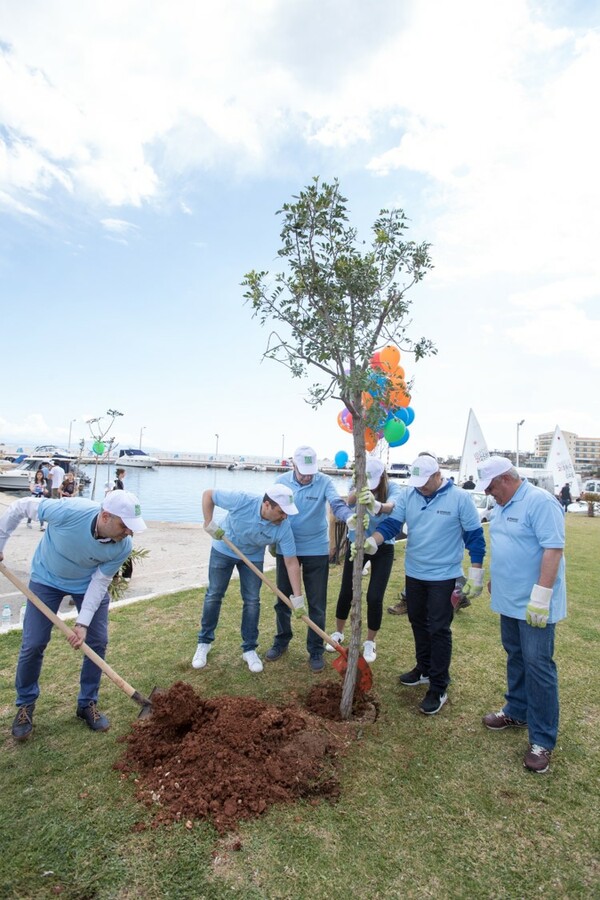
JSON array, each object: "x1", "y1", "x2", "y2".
[{"x1": 1, "y1": 517, "x2": 599, "y2": 899}]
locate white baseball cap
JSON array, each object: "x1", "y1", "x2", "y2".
[
  {"x1": 407, "y1": 455, "x2": 440, "y2": 487},
  {"x1": 102, "y1": 490, "x2": 147, "y2": 532},
  {"x1": 475, "y1": 456, "x2": 513, "y2": 491},
  {"x1": 293, "y1": 445, "x2": 318, "y2": 475},
  {"x1": 366, "y1": 458, "x2": 385, "y2": 489},
  {"x1": 265, "y1": 484, "x2": 299, "y2": 515}
]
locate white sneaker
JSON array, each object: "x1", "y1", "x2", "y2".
[
  {"x1": 192, "y1": 642, "x2": 211, "y2": 669},
  {"x1": 363, "y1": 640, "x2": 377, "y2": 662},
  {"x1": 242, "y1": 650, "x2": 263, "y2": 673},
  {"x1": 325, "y1": 631, "x2": 344, "y2": 652}
]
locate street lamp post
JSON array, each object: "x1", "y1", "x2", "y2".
[
  {"x1": 68, "y1": 418, "x2": 76, "y2": 450},
  {"x1": 139, "y1": 426, "x2": 146, "y2": 450},
  {"x1": 281, "y1": 434, "x2": 285, "y2": 462},
  {"x1": 516, "y1": 419, "x2": 525, "y2": 468},
  {"x1": 214, "y1": 433, "x2": 219, "y2": 459}
]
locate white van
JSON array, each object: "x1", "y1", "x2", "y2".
[{"x1": 584, "y1": 479, "x2": 600, "y2": 494}]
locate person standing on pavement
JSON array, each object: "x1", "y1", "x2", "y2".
[
  {"x1": 477, "y1": 457, "x2": 566, "y2": 774},
  {"x1": 0, "y1": 490, "x2": 146, "y2": 741},
  {"x1": 194, "y1": 485, "x2": 304, "y2": 674},
  {"x1": 48, "y1": 460, "x2": 66, "y2": 499},
  {"x1": 355, "y1": 453, "x2": 486, "y2": 715},
  {"x1": 264, "y1": 445, "x2": 353, "y2": 673},
  {"x1": 328, "y1": 458, "x2": 403, "y2": 663},
  {"x1": 559, "y1": 483, "x2": 572, "y2": 512}
]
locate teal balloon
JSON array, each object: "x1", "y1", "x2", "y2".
[
  {"x1": 383, "y1": 418, "x2": 406, "y2": 445},
  {"x1": 389, "y1": 428, "x2": 410, "y2": 448},
  {"x1": 334, "y1": 450, "x2": 349, "y2": 468}
]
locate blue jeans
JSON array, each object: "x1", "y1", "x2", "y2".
[
  {"x1": 15, "y1": 580, "x2": 109, "y2": 708},
  {"x1": 336, "y1": 543, "x2": 395, "y2": 632},
  {"x1": 405, "y1": 575, "x2": 455, "y2": 692},
  {"x1": 273, "y1": 554, "x2": 329, "y2": 657},
  {"x1": 500, "y1": 615, "x2": 559, "y2": 749},
  {"x1": 198, "y1": 548, "x2": 263, "y2": 652}
]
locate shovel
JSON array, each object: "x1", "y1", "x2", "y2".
[
  {"x1": 220, "y1": 536, "x2": 373, "y2": 692},
  {"x1": 0, "y1": 562, "x2": 154, "y2": 718}
]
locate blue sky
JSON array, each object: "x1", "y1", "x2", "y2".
[{"x1": 1, "y1": 0, "x2": 598, "y2": 463}]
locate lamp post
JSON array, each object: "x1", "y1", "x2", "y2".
[
  {"x1": 281, "y1": 434, "x2": 285, "y2": 463},
  {"x1": 139, "y1": 426, "x2": 146, "y2": 450},
  {"x1": 214, "y1": 433, "x2": 219, "y2": 459},
  {"x1": 516, "y1": 419, "x2": 525, "y2": 468},
  {"x1": 68, "y1": 418, "x2": 76, "y2": 450}
]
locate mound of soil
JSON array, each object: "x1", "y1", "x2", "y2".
[{"x1": 115, "y1": 680, "x2": 369, "y2": 833}]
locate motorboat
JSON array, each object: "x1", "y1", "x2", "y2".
[
  {"x1": 117, "y1": 448, "x2": 161, "y2": 468},
  {"x1": 0, "y1": 462, "x2": 35, "y2": 491},
  {"x1": 0, "y1": 447, "x2": 90, "y2": 491}
]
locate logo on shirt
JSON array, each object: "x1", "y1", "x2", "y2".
[
  {"x1": 507, "y1": 516, "x2": 519, "y2": 523},
  {"x1": 436, "y1": 510, "x2": 451, "y2": 516}
]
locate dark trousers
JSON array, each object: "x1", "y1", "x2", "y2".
[
  {"x1": 405, "y1": 574, "x2": 455, "y2": 692},
  {"x1": 335, "y1": 542, "x2": 395, "y2": 632},
  {"x1": 273, "y1": 554, "x2": 329, "y2": 656}
]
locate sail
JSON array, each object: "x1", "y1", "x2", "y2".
[
  {"x1": 546, "y1": 426, "x2": 580, "y2": 496},
  {"x1": 458, "y1": 409, "x2": 490, "y2": 485}
]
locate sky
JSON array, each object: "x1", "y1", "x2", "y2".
[{"x1": 1, "y1": 0, "x2": 599, "y2": 464}]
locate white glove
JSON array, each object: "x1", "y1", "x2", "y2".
[
  {"x1": 358, "y1": 487, "x2": 382, "y2": 515},
  {"x1": 347, "y1": 512, "x2": 370, "y2": 530},
  {"x1": 290, "y1": 594, "x2": 306, "y2": 618},
  {"x1": 350, "y1": 536, "x2": 378, "y2": 561},
  {"x1": 462, "y1": 567, "x2": 484, "y2": 599},
  {"x1": 526, "y1": 584, "x2": 552, "y2": 628},
  {"x1": 204, "y1": 520, "x2": 225, "y2": 540}
]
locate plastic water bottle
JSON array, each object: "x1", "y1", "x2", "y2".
[
  {"x1": 1, "y1": 603, "x2": 11, "y2": 632},
  {"x1": 19, "y1": 604, "x2": 27, "y2": 627}
]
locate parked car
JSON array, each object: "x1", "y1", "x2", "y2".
[{"x1": 465, "y1": 490, "x2": 496, "y2": 523}]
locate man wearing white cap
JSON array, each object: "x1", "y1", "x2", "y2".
[
  {"x1": 195, "y1": 486, "x2": 303, "y2": 673},
  {"x1": 356, "y1": 453, "x2": 485, "y2": 715},
  {"x1": 264, "y1": 445, "x2": 353, "y2": 672},
  {"x1": 0, "y1": 490, "x2": 146, "y2": 741},
  {"x1": 476, "y1": 457, "x2": 566, "y2": 774}
]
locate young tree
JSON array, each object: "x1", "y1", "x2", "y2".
[
  {"x1": 86, "y1": 409, "x2": 124, "y2": 500},
  {"x1": 243, "y1": 178, "x2": 435, "y2": 718}
]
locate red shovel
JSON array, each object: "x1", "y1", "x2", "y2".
[{"x1": 220, "y1": 535, "x2": 373, "y2": 692}]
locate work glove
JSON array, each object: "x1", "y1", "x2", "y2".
[
  {"x1": 462, "y1": 567, "x2": 484, "y2": 599},
  {"x1": 204, "y1": 520, "x2": 225, "y2": 540},
  {"x1": 347, "y1": 512, "x2": 370, "y2": 531},
  {"x1": 358, "y1": 487, "x2": 382, "y2": 515},
  {"x1": 350, "y1": 536, "x2": 378, "y2": 561},
  {"x1": 268, "y1": 543, "x2": 277, "y2": 558},
  {"x1": 526, "y1": 584, "x2": 552, "y2": 628},
  {"x1": 290, "y1": 594, "x2": 306, "y2": 618}
]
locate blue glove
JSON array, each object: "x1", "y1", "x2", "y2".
[{"x1": 526, "y1": 584, "x2": 552, "y2": 627}]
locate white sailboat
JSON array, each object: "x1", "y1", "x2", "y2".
[
  {"x1": 458, "y1": 409, "x2": 490, "y2": 485},
  {"x1": 545, "y1": 426, "x2": 581, "y2": 497}
]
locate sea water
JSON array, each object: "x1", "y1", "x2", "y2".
[{"x1": 79, "y1": 464, "x2": 353, "y2": 524}]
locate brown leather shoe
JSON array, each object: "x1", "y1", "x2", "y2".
[
  {"x1": 524, "y1": 744, "x2": 551, "y2": 773},
  {"x1": 387, "y1": 600, "x2": 408, "y2": 615},
  {"x1": 482, "y1": 710, "x2": 527, "y2": 730}
]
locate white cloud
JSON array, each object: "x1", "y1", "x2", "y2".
[{"x1": 100, "y1": 217, "x2": 138, "y2": 234}]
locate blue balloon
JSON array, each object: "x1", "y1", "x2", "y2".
[
  {"x1": 389, "y1": 428, "x2": 410, "y2": 448},
  {"x1": 404, "y1": 406, "x2": 415, "y2": 426},
  {"x1": 395, "y1": 408, "x2": 410, "y2": 424},
  {"x1": 334, "y1": 450, "x2": 349, "y2": 468}
]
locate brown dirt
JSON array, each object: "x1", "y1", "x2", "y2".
[{"x1": 115, "y1": 680, "x2": 373, "y2": 834}]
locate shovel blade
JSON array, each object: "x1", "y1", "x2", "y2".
[
  {"x1": 135, "y1": 686, "x2": 160, "y2": 719},
  {"x1": 331, "y1": 653, "x2": 373, "y2": 693}
]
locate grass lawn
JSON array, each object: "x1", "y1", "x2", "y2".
[{"x1": 0, "y1": 516, "x2": 598, "y2": 899}]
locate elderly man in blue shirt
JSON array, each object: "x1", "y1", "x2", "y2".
[
  {"x1": 357, "y1": 453, "x2": 486, "y2": 715},
  {"x1": 264, "y1": 445, "x2": 353, "y2": 672},
  {"x1": 0, "y1": 491, "x2": 146, "y2": 741},
  {"x1": 477, "y1": 457, "x2": 566, "y2": 774},
  {"x1": 195, "y1": 484, "x2": 303, "y2": 674}
]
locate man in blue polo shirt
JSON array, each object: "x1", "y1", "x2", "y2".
[
  {"x1": 357, "y1": 453, "x2": 486, "y2": 715},
  {"x1": 195, "y1": 484, "x2": 303, "y2": 674},
  {"x1": 264, "y1": 445, "x2": 353, "y2": 672},
  {"x1": 0, "y1": 491, "x2": 146, "y2": 741},
  {"x1": 477, "y1": 457, "x2": 566, "y2": 775}
]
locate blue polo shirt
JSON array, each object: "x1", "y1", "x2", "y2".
[
  {"x1": 489, "y1": 480, "x2": 566, "y2": 622},
  {"x1": 211, "y1": 490, "x2": 297, "y2": 563},
  {"x1": 348, "y1": 480, "x2": 407, "y2": 543},
  {"x1": 376, "y1": 480, "x2": 485, "y2": 580},
  {"x1": 32, "y1": 498, "x2": 132, "y2": 593},
  {"x1": 275, "y1": 471, "x2": 351, "y2": 555}
]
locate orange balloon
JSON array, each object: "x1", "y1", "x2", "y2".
[
  {"x1": 379, "y1": 345, "x2": 401, "y2": 372},
  {"x1": 390, "y1": 390, "x2": 411, "y2": 408},
  {"x1": 361, "y1": 392, "x2": 374, "y2": 410},
  {"x1": 365, "y1": 428, "x2": 378, "y2": 451}
]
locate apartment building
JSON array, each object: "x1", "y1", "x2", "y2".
[{"x1": 535, "y1": 430, "x2": 600, "y2": 473}]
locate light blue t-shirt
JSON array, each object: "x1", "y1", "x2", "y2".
[
  {"x1": 274, "y1": 471, "x2": 351, "y2": 555},
  {"x1": 347, "y1": 480, "x2": 406, "y2": 544},
  {"x1": 377, "y1": 481, "x2": 485, "y2": 580},
  {"x1": 32, "y1": 498, "x2": 132, "y2": 593},
  {"x1": 211, "y1": 490, "x2": 296, "y2": 563},
  {"x1": 489, "y1": 480, "x2": 566, "y2": 622}
]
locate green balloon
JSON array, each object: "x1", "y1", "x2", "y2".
[
  {"x1": 92, "y1": 440, "x2": 105, "y2": 455},
  {"x1": 383, "y1": 418, "x2": 406, "y2": 444}
]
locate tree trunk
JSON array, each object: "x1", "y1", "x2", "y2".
[{"x1": 339, "y1": 407, "x2": 368, "y2": 719}]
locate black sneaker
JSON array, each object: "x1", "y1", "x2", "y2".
[
  {"x1": 420, "y1": 690, "x2": 448, "y2": 715},
  {"x1": 264, "y1": 644, "x2": 287, "y2": 662},
  {"x1": 76, "y1": 702, "x2": 110, "y2": 732},
  {"x1": 12, "y1": 704, "x2": 35, "y2": 741},
  {"x1": 309, "y1": 654, "x2": 324, "y2": 673},
  {"x1": 399, "y1": 667, "x2": 430, "y2": 686}
]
